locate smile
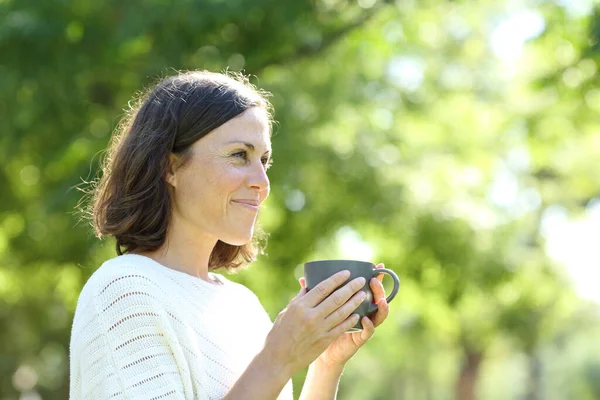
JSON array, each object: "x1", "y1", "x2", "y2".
[{"x1": 231, "y1": 200, "x2": 259, "y2": 211}]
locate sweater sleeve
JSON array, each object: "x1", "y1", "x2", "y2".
[{"x1": 70, "y1": 270, "x2": 206, "y2": 400}]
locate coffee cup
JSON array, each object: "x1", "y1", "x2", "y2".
[{"x1": 303, "y1": 260, "x2": 400, "y2": 332}]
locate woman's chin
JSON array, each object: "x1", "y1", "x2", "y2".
[{"x1": 221, "y1": 231, "x2": 254, "y2": 246}]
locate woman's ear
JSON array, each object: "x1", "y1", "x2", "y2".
[{"x1": 165, "y1": 153, "x2": 179, "y2": 188}]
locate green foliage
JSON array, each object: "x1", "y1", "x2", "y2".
[{"x1": 1, "y1": 0, "x2": 599, "y2": 399}]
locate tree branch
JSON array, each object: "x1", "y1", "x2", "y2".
[{"x1": 253, "y1": 0, "x2": 394, "y2": 74}]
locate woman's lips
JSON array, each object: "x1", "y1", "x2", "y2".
[{"x1": 231, "y1": 200, "x2": 259, "y2": 211}]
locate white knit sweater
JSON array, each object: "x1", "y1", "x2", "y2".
[{"x1": 69, "y1": 254, "x2": 294, "y2": 399}]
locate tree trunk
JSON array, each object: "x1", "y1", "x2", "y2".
[
  {"x1": 455, "y1": 350, "x2": 483, "y2": 400},
  {"x1": 525, "y1": 351, "x2": 542, "y2": 400}
]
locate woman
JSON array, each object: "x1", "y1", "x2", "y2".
[{"x1": 69, "y1": 70, "x2": 391, "y2": 399}]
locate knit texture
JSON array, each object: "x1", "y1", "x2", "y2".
[{"x1": 69, "y1": 254, "x2": 294, "y2": 399}]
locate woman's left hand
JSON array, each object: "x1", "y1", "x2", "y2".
[{"x1": 299, "y1": 263, "x2": 391, "y2": 368}]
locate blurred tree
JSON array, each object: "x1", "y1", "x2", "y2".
[{"x1": 0, "y1": 0, "x2": 599, "y2": 399}]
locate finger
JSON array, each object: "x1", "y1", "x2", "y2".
[
  {"x1": 302, "y1": 270, "x2": 351, "y2": 308},
  {"x1": 290, "y1": 278, "x2": 308, "y2": 302},
  {"x1": 329, "y1": 313, "x2": 361, "y2": 336},
  {"x1": 323, "y1": 286, "x2": 366, "y2": 327},
  {"x1": 299, "y1": 277, "x2": 306, "y2": 289},
  {"x1": 370, "y1": 277, "x2": 386, "y2": 303},
  {"x1": 371, "y1": 299, "x2": 389, "y2": 328},
  {"x1": 318, "y1": 276, "x2": 365, "y2": 317},
  {"x1": 375, "y1": 263, "x2": 385, "y2": 283},
  {"x1": 359, "y1": 316, "x2": 375, "y2": 342}
]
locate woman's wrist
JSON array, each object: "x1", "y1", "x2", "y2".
[
  {"x1": 223, "y1": 348, "x2": 292, "y2": 400},
  {"x1": 299, "y1": 358, "x2": 345, "y2": 400},
  {"x1": 314, "y1": 354, "x2": 347, "y2": 374},
  {"x1": 314, "y1": 356, "x2": 345, "y2": 374},
  {"x1": 257, "y1": 346, "x2": 295, "y2": 384}
]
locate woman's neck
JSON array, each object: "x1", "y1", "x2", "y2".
[{"x1": 138, "y1": 221, "x2": 219, "y2": 283}]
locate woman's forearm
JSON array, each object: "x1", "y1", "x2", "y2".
[
  {"x1": 299, "y1": 358, "x2": 345, "y2": 400},
  {"x1": 223, "y1": 348, "x2": 292, "y2": 400}
]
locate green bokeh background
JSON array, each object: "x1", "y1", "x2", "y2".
[{"x1": 1, "y1": 0, "x2": 600, "y2": 399}]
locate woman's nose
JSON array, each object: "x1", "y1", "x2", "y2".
[{"x1": 247, "y1": 161, "x2": 270, "y2": 193}]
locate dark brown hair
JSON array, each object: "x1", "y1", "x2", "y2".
[{"x1": 85, "y1": 70, "x2": 274, "y2": 272}]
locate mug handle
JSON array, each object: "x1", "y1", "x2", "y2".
[{"x1": 367, "y1": 268, "x2": 400, "y2": 314}]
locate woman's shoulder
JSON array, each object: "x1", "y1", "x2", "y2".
[
  {"x1": 70, "y1": 255, "x2": 176, "y2": 337},
  {"x1": 78, "y1": 254, "x2": 248, "y2": 303},
  {"x1": 75, "y1": 254, "x2": 262, "y2": 313},
  {"x1": 82, "y1": 254, "x2": 162, "y2": 288},
  {"x1": 75, "y1": 254, "x2": 175, "y2": 308}
]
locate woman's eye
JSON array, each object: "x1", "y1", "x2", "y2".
[
  {"x1": 262, "y1": 157, "x2": 273, "y2": 169},
  {"x1": 232, "y1": 150, "x2": 248, "y2": 160},
  {"x1": 232, "y1": 150, "x2": 271, "y2": 169}
]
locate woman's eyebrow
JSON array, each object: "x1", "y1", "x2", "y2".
[
  {"x1": 225, "y1": 140, "x2": 271, "y2": 155},
  {"x1": 226, "y1": 140, "x2": 255, "y2": 150}
]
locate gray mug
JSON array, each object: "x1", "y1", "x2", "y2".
[{"x1": 304, "y1": 260, "x2": 400, "y2": 332}]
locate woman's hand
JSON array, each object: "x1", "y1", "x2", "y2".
[
  {"x1": 305, "y1": 263, "x2": 391, "y2": 367},
  {"x1": 264, "y1": 270, "x2": 368, "y2": 377}
]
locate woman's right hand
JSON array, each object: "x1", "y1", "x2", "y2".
[{"x1": 263, "y1": 270, "x2": 367, "y2": 376}]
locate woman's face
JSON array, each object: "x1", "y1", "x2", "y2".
[{"x1": 167, "y1": 107, "x2": 271, "y2": 246}]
